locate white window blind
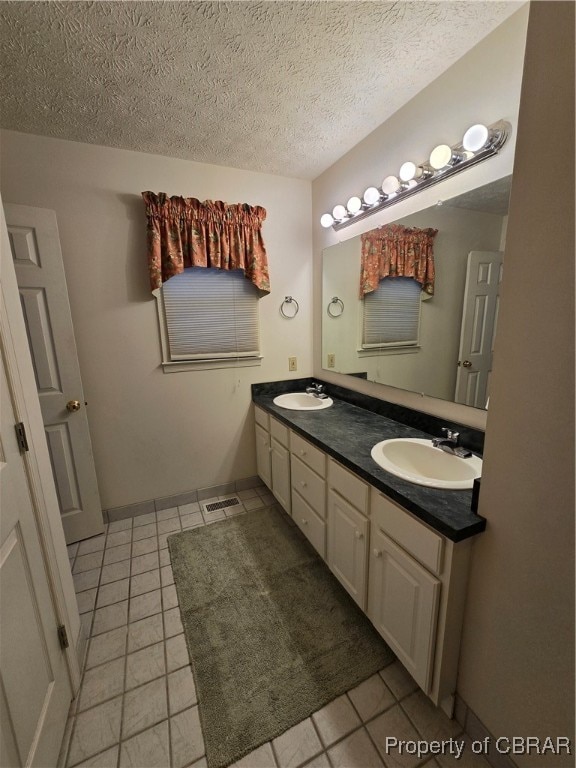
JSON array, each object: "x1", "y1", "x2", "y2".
[
  {"x1": 162, "y1": 268, "x2": 260, "y2": 360},
  {"x1": 362, "y1": 277, "x2": 421, "y2": 348}
]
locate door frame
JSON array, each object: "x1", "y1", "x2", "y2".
[{"x1": 1, "y1": 198, "x2": 82, "y2": 694}]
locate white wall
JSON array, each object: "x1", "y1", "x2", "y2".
[
  {"x1": 457, "y1": 2, "x2": 575, "y2": 761},
  {"x1": 0, "y1": 134, "x2": 313, "y2": 509},
  {"x1": 312, "y1": 6, "x2": 529, "y2": 430}
]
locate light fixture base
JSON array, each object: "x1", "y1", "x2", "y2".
[{"x1": 331, "y1": 120, "x2": 511, "y2": 231}]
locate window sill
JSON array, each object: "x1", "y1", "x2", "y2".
[
  {"x1": 161, "y1": 356, "x2": 263, "y2": 373},
  {"x1": 357, "y1": 346, "x2": 421, "y2": 358}
]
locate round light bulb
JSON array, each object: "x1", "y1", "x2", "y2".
[
  {"x1": 399, "y1": 161, "x2": 418, "y2": 182},
  {"x1": 332, "y1": 204, "x2": 347, "y2": 221},
  {"x1": 346, "y1": 196, "x2": 362, "y2": 214},
  {"x1": 381, "y1": 175, "x2": 401, "y2": 196},
  {"x1": 429, "y1": 144, "x2": 454, "y2": 170},
  {"x1": 320, "y1": 213, "x2": 334, "y2": 228},
  {"x1": 363, "y1": 187, "x2": 382, "y2": 206},
  {"x1": 463, "y1": 123, "x2": 490, "y2": 152}
]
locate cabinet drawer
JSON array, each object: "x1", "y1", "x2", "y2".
[
  {"x1": 270, "y1": 416, "x2": 289, "y2": 448},
  {"x1": 292, "y1": 491, "x2": 326, "y2": 558},
  {"x1": 290, "y1": 432, "x2": 326, "y2": 477},
  {"x1": 328, "y1": 459, "x2": 369, "y2": 514},
  {"x1": 371, "y1": 489, "x2": 443, "y2": 576},
  {"x1": 291, "y1": 455, "x2": 326, "y2": 518},
  {"x1": 254, "y1": 405, "x2": 269, "y2": 430}
]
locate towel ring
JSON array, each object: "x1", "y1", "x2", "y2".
[
  {"x1": 327, "y1": 296, "x2": 344, "y2": 317},
  {"x1": 280, "y1": 296, "x2": 299, "y2": 318}
]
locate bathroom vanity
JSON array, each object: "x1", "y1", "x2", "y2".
[{"x1": 252, "y1": 378, "x2": 485, "y2": 718}]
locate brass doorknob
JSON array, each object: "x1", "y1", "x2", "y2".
[
  {"x1": 66, "y1": 400, "x2": 81, "y2": 412},
  {"x1": 462, "y1": 360, "x2": 473, "y2": 368}
]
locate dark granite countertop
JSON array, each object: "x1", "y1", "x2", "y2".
[{"x1": 252, "y1": 379, "x2": 486, "y2": 543}]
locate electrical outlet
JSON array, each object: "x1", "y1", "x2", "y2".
[
  {"x1": 288, "y1": 356, "x2": 297, "y2": 372},
  {"x1": 327, "y1": 353, "x2": 336, "y2": 368}
]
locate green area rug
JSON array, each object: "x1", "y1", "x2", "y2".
[{"x1": 168, "y1": 505, "x2": 395, "y2": 768}]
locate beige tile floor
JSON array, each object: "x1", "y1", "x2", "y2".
[{"x1": 61, "y1": 486, "x2": 490, "y2": 768}]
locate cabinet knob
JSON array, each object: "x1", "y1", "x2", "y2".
[
  {"x1": 301, "y1": 518, "x2": 308, "y2": 525},
  {"x1": 300, "y1": 481, "x2": 307, "y2": 487},
  {"x1": 373, "y1": 548, "x2": 382, "y2": 558},
  {"x1": 300, "y1": 450, "x2": 307, "y2": 456},
  {"x1": 355, "y1": 531, "x2": 363, "y2": 540}
]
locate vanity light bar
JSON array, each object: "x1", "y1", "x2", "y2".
[{"x1": 321, "y1": 120, "x2": 511, "y2": 231}]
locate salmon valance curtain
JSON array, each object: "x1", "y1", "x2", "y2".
[
  {"x1": 360, "y1": 223, "x2": 438, "y2": 297},
  {"x1": 142, "y1": 191, "x2": 270, "y2": 293}
]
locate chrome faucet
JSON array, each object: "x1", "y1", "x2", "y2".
[
  {"x1": 306, "y1": 382, "x2": 328, "y2": 399},
  {"x1": 432, "y1": 428, "x2": 472, "y2": 458}
]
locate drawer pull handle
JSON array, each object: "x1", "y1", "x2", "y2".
[
  {"x1": 355, "y1": 531, "x2": 363, "y2": 540},
  {"x1": 373, "y1": 548, "x2": 382, "y2": 558}
]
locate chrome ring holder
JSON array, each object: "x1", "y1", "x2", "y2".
[
  {"x1": 280, "y1": 296, "x2": 299, "y2": 318},
  {"x1": 327, "y1": 297, "x2": 344, "y2": 317}
]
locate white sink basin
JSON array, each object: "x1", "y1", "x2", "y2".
[
  {"x1": 371, "y1": 438, "x2": 482, "y2": 490},
  {"x1": 273, "y1": 392, "x2": 333, "y2": 410}
]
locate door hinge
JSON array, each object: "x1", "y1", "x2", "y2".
[
  {"x1": 14, "y1": 422, "x2": 29, "y2": 453},
  {"x1": 57, "y1": 624, "x2": 69, "y2": 649}
]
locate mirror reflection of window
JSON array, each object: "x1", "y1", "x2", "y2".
[{"x1": 362, "y1": 277, "x2": 422, "y2": 350}]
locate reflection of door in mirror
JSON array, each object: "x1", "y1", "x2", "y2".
[
  {"x1": 321, "y1": 176, "x2": 511, "y2": 408},
  {"x1": 455, "y1": 251, "x2": 503, "y2": 408}
]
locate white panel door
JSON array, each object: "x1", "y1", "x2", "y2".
[
  {"x1": 455, "y1": 250, "x2": 503, "y2": 408},
  {"x1": 4, "y1": 204, "x2": 103, "y2": 543},
  {"x1": 0, "y1": 345, "x2": 73, "y2": 767},
  {"x1": 368, "y1": 528, "x2": 440, "y2": 692},
  {"x1": 327, "y1": 490, "x2": 369, "y2": 609}
]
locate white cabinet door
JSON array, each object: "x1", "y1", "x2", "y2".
[
  {"x1": 271, "y1": 437, "x2": 291, "y2": 514},
  {"x1": 255, "y1": 423, "x2": 272, "y2": 488},
  {"x1": 327, "y1": 490, "x2": 369, "y2": 609},
  {"x1": 368, "y1": 528, "x2": 440, "y2": 692},
  {"x1": 5, "y1": 203, "x2": 103, "y2": 543}
]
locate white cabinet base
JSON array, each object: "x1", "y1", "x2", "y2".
[{"x1": 254, "y1": 407, "x2": 476, "y2": 715}]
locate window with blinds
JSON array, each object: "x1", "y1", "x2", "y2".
[
  {"x1": 362, "y1": 277, "x2": 422, "y2": 349},
  {"x1": 160, "y1": 268, "x2": 260, "y2": 362}
]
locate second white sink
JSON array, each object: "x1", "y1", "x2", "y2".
[
  {"x1": 273, "y1": 392, "x2": 333, "y2": 410},
  {"x1": 371, "y1": 438, "x2": 482, "y2": 490}
]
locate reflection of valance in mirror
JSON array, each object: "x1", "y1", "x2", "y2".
[
  {"x1": 360, "y1": 223, "x2": 437, "y2": 297},
  {"x1": 142, "y1": 191, "x2": 270, "y2": 293}
]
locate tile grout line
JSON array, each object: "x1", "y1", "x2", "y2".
[
  {"x1": 65, "y1": 519, "x2": 115, "y2": 768},
  {"x1": 162, "y1": 522, "x2": 176, "y2": 768},
  {"x1": 113, "y1": 518, "x2": 135, "y2": 768}
]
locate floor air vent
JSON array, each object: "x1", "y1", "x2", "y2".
[{"x1": 201, "y1": 496, "x2": 241, "y2": 514}]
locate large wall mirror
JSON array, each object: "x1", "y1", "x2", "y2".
[{"x1": 321, "y1": 175, "x2": 512, "y2": 409}]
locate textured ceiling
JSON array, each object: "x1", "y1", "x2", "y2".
[{"x1": 0, "y1": 1, "x2": 522, "y2": 179}]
